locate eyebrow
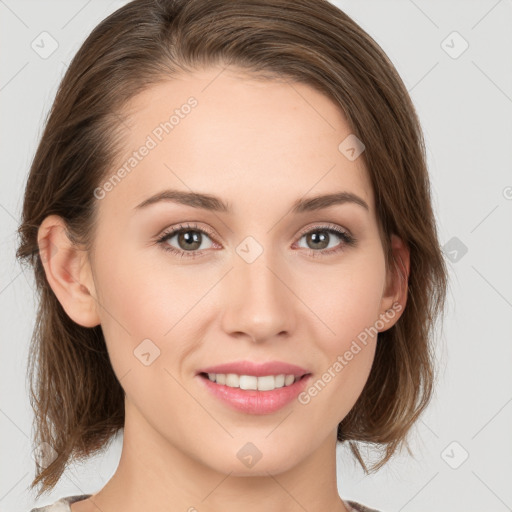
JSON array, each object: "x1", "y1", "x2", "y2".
[{"x1": 133, "y1": 189, "x2": 369, "y2": 214}]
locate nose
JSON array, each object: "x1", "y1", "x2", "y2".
[{"x1": 220, "y1": 245, "x2": 297, "y2": 344}]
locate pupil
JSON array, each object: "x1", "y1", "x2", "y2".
[
  {"x1": 309, "y1": 231, "x2": 328, "y2": 249},
  {"x1": 179, "y1": 230, "x2": 201, "y2": 250}
]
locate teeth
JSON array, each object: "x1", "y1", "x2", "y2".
[{"x1": 206, "y1": 373, "x2": 299, "y2": 390}]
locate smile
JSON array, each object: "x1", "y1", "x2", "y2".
[
  {"x1": 197, "y1": 372, "x2": 311, "y2": 414},
  {"x1": 203, "y1": 372, "x2": 301, "y2": 391}
]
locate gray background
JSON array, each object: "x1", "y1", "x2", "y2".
[{"x1": 1, "y1": 1, "x2": 511, "y2": 511}]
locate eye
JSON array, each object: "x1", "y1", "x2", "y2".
[
  {"x1": 156, "y1": 223, "x2": 217, "y2": 259},
  {"x1": 295, "y1": 224, "x2": 356, "y2": 258},
  {"x1": 156, "y1": 222, "x2": 356, "y2": 260}
]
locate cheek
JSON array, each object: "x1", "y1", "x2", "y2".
[
  {"x1": 91, "y1": 247, "x2": 210, "y2": 375},
  {"x1": 313, "y1": 250, "x2": 387, "y2": 346},
  {"x1": 302, "y1": 252, "x2": 385, "y2": 414}
]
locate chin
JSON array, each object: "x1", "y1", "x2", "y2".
[{"x1": 203, "y1": 447, "x2": 304, "y2": 477}]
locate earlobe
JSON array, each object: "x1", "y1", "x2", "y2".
[
  {"x1": 378, "y1": 234, "x2": 410, "y2": 332},
  {"x1": 37, "y1": 215, "x2": 101, "y2": 328}
]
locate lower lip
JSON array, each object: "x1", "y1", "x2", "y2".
[{"x1": 197, "y1": 373, "x2": 312, "y2": 414}]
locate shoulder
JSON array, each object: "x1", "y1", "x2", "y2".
[
  {"x1": 29, "y1": 495, "x2": 381, "y2": 512},
  {"x1": 345, "y1": 499, "x2": 384, "y2": 512},
  {"x1": 29, "y1": 494, "x2": 92, "y2": 512}
]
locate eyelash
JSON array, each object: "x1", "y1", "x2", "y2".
[{"x1": 155, "y1": 222, "x2": 356, "y2": 260}]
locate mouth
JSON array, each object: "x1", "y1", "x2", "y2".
[
  {"x1": 194, "y1": 360, "x2": 312, "y2": 414},
  {"x1": 198, "y1": 372, "x2": 310, "y2": 391},
  {"x1": 196, "y1": 371, "x2": 312, "y2": 414}
]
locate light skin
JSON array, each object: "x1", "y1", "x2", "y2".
[{"x1": 38, "y1": 66, "x2": 409, "y2": 512}]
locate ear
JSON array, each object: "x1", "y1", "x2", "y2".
[
  {"x1": 37, "y1": 215, "x2": 101, "y2": 328},
  {"x1": 377, "y1": 233, "x2": 410, "y2": 332}
]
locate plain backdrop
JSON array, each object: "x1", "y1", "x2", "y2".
[{"x1": 1, "y1": 1, "x2": 511, "y2": 511}]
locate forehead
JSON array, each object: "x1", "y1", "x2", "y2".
[{"x1": 101, "y1": 66, "x2": 374, "y2": 219}]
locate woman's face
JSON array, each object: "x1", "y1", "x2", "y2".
[{"x1": 77, "y1": 66, "x2": 405, "y2": 475}]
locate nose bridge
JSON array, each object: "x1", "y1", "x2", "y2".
[{"x1": 221, "y1": 238, "x2": 295, "y2": 342}]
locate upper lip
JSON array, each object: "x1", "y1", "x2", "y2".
[{"x1": 197, "y1": 360, "x2": 310, "y2": 377}]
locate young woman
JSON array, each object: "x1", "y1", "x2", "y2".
[{"x1": 17, "y1": 1, "x2": 448, "y2": 511}]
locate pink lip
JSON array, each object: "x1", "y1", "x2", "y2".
[
  {"x1": 196, "y1": 360, "x2": 310, "y2": 377},
  {"x1": 197, "y1": 373, "x2": 312, "y2": 415}
]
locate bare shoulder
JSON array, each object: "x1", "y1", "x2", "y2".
[{"x1": 68, "y1": 496, "x2": 95, "y2": 512}]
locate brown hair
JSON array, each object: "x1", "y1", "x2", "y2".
[{"x1": 16, "y1": 0, "x2": 448, "y2": 498}]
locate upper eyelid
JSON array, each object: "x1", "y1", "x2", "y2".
[{"x1": 296, "y1": 223, "x2": 351, "y2": 237}]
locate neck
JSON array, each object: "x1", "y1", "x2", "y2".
[{"x1": 87, "y1": 397, "x2": 349, "y2": 512}]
